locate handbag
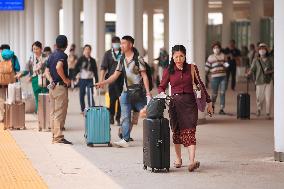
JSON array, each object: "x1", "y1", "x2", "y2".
[
  {"x1": 258, "y1": 59, "x2": 272, "y2": 84},
  {"x1": 121, "y1": 60, "x2": 145, "y2": 105},
  {"x1": 190, "y1": 64, "x2": 207, "y2": 112},
  {"x1": 146, "y1": 97, "x2": 166, "y2": 119}
]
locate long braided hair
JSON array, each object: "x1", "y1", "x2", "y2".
[{"x1": 169, "y1": 45, "x2": 187, "y2": 74}]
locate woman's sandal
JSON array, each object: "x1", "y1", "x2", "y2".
[
  {"x1": 188, "y1": 161, "x2": 200, "y2": 172},
  {"x1": 173, "y1": 159, "x2": 183, "y2": 168}
]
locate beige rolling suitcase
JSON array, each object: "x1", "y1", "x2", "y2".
[
  {"x1": 4, "y1": 102, "x2": 26, "y2": 130},
  {"x1": 38, "y1": 93, "x2": 51, "y2": 131}
]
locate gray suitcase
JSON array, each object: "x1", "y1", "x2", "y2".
[
  {"x1": 4, "y1": 102, "x2": 26, "y2": 130},
  {"x1": 38, "y1": 93, "x2": 51, "y2": 131}
]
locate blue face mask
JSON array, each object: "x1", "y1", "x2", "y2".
[{"x1": 112, "y1": 43, "x2": 120, "y2": 49}]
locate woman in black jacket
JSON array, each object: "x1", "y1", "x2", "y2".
[{"x1": 75, "y1": 45, "x2": 98, "y2": 113}]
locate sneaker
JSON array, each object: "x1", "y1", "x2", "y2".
[
  {"x1": 219, "y1": 109, "x2": 226, "y2": 115},
  {"x1": 113, "y1": 139, "x2": 129, "y2": 148},
  {"x1": 53, "y1": 138, "x2": 73, "y2": 145},
  {"x1": 128, "y1": 137, "x2": 134, "y2": 142}
]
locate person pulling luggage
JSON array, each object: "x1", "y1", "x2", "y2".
[
  {"x1": 95, "y1": 35, "x2": 152, "y2": 148},
  {"x1": 74, "y1": 45, "x2": 98, "y2": 114},
  {"x1": 158, "y1": 45, "x2": 213, "y2": 172},
  {"x1": 246, "y1": 43, "x2": 273, "y2": 119}
]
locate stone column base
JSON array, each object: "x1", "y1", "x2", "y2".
[{"x1": 274, "y1": 151, "x2": 284, "y2": 162}]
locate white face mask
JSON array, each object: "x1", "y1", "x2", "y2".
[
  {"x1": 112, "y1": 43, "x2": 120, "y2": 50},
  {"x1": 213, "y1": 48, "x2": 220, "y2": 55},
  {"x1": 259, "y1": 49, "x2": 267, "y2": 56}
]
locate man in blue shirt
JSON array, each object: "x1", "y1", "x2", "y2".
[{"x1": 46, "y1": 35, "x2": 72, "y2": 145}]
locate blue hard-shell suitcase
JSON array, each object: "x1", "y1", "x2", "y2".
[{"x1": 84, "y1": 87, "x2": 111, "y2": 147}]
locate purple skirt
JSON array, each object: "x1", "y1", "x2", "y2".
[{"x1": 169, "y1": 93, "x2": 198, "y2": 131}]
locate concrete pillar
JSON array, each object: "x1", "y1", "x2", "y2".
[
  {"x1": 3, "y1": 12, "x2": 10, "y2": 44},
  {"x1": 15, "y1": 12, "x2": 20, "y2": 56},
  {"x1": 14, "y1": 12, "x2": 20, "y2": 61},
  {"x1": 25, "y1": 0, "x2": 34, "y2": 59},
  {"x1": 194, "y1": 0, "x2": 207, "y2": 121},
  {"x1": 0, "y1": 13, "x2": 2, "y2": 42},
  {"x1": 34, "y1": 0, "x2": 45, "y2": 44},
  {"x1": 0, "y1": 12, "x2": 4, "y2": 43},
  {"x1": 0, "y1": 12, "x2": 10, "y2": 44},
  {"x1": 19, "y1": 10, "x2": 26, "y2": 67},
  {"x1": 274, "y1": 0, "x2": 284, "y2": 162},
  {"x1": 134, "y1": 0, "x2": 143, "y2": 54},
  {"x1": 169, "y1": 0, "x2": 194, "y2": 63},
  {"x1": 83, "y1": 0, "x2": 105, "y2": 62},
  {"x1": 63, "y1": 0, "x2": 81, "y2": 52},
  {"x1": 97, "y1": 0, "x2": 105, "y2": 64},
  {"x1": 44, "y1": 0, "x2": 60, "y2": 49},
  {"x1": 169, "y1": 0, "x2": 207, "y2": 121},
  {"x1": 222, "y1": 0, "x2": 233, "y2": 48},
  {"x1": 250, "y1": 0, "x2": 264, "y2": 45},
  {"x1": 9, "y1": 12, "x2": 15, "y2": 51},
  {"x1": 163, "y1": 1, "x2": 169, "y2": 51},
  {"x1": 8, "y1": 12, "x2": 20, "y2": 56},
  {"x1": 147, "y1": 9, "x2": 154, "y2": 65},
  {"x1": 74, "y1": 0, "x2": 81, "y2": 53},
  {"x1": 116, "y1": 0, "x2": 144, "y2": 54}
]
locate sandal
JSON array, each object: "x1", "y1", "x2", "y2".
[
  {"x1": 188, "y1": 161, "x2": 200, "y2": 172},
  {"x1": 173, "y1": 159, "x2": 182, "y2": 168}
]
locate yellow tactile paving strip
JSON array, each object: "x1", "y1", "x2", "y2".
[{"x1": 0, "y1": 124, "x2": 48, "y2": 189}]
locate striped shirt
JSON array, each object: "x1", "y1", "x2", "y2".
[{"x1": 205, "y1": 53, "x2": 227, "y2": 78}]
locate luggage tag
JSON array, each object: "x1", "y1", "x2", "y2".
[{"x1": 196, "y1": 90, "x2": 201, "y2": 99}]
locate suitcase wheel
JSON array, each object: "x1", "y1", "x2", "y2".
[
  {"x1": 87, "y1": 143, "x2": 94, "y2": 147},
  {"x1": 151, "y1": 168, "x2": 156, "y2": 173},
  {"x1": 107, "y1": 143, "x2": 112, "y2": 147},
  {"x1": 165, "y1": 168, "x2": 169, "y2": 172},
  {"x1": 143, "y1": 165, "x2": 147, "y2": 170}
]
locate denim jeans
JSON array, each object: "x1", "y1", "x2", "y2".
[
  {"x1": 120, "y1": 92, "x2": 146, "y2": 141},
  {"x1": 211, "y1": 76, "x2": 227, "y2": 109},
  {"x1": 79, "y1": 79, "x2": 95, "y2": 112}
]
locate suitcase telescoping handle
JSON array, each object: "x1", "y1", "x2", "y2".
[
  {"x1": 88, "y1": 84, "x2": 101, "y2": 107},
  {"x1": 246, "y1": 77, "x2": 249, "y2": 94}
]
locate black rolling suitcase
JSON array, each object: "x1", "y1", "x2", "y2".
[
  {"x1": 237, "y1": 78, "x2": 250, "y2": 119},
  {"x1": 143, "y1": 118, "x2": 170, "y2": 172}
]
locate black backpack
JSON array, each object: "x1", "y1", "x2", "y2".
[{"x1": 134, "y1": 58, "x2": 153, "y2": 91}]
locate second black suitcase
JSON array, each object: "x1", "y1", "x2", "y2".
[
  {"x1": 237, "y1": 93, "x2": 250, "y2": 119},
  {"x1": 143, "y1": 118, "x2": 170, "y2": 172}
]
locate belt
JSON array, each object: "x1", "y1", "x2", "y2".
[
  {"x1": 173, "y1": 92, "x2": 190, "y2": 95},
  {"x1": 55, "y1": 81, "x2": 67, "y2": 87}
]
